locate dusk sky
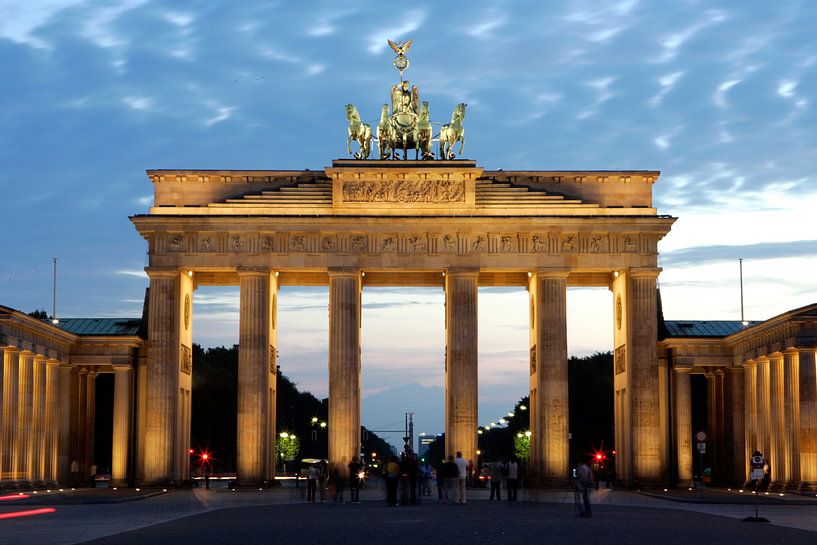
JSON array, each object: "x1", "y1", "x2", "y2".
[{"x1": 2, "y1": 0, "x2": 815, "y2": 442}]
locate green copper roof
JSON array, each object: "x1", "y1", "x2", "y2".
[
  {"x1": 663, "y1": 320, "x2": 760, "y2": 338},
  {"x1": 52, "y1": 318, "x2": 142, "y2": 336}
]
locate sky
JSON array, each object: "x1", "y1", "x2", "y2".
[{"x1": 1, "y1": 0, "x2": 816, "y2": 444}]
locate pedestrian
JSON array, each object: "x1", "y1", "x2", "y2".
[
  {"x1": 434, "y1": 462, "x2": 444, "y2": 500},
  {"x1": 489, "y1": 458, "x2": 504, "y2": 500},
  {"x1": 332, "y1": 460, "x2": 346, "y2": 503},
  {"x1": 318, "y1": 459, "x2": 329, "y2": 503},
  {"x1": 443, "y1": 455, "x2": 457, "y2": 502},
  {"x1": 505, "y1": 457, "x2": 518, "y2": 502},
  {"x1": 386, "y1": 456, "x2": 400, "y2": 506},
  {"x1": 306, "y1": 463, "x2": 319, "y2": 503},
  {"x1": 453, "y1": 451, "x2": 469, "y2": 504},
  {"x1": 70, "y1": 459, "x2": 80, "y2": 487},
  {"x1": 88, "y1": 463, "x2": 97, "y2": 488},
  {"x1": 419, "y1": 461, "x2": 432, "y2": 496},
  {"x1": 576, "y1": 461, "x2": 594, "y2": 517},
  {"x1": 403, "y1": 451, "x2": 418, "y2": 505},
  {"x1": 348, "y1": 457, "x2": 363, "y2": 504}
]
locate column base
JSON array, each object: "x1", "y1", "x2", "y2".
[
  {"x1": 232, "y1": 479, "x2": 274, "y2": 489},
  {"x1": 798, "y1": 481, "x2": 817, "y2": 494}
]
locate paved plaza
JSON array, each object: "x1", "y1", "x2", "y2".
[{"x1": 2, "y1": 485, "x2": 816, "y2": 545}]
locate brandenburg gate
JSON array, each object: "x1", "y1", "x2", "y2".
[
  {"x1": 128, "y1": 40, "x2": 675, "y2": 487},
  {"x1": 131, "y1": 159, "x2": 674, "y2": 486}
]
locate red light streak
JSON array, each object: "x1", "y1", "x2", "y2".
[
  {"x1": 0, "y1": 508, "x2": 56, "y2": 520},
  {"x1": 0, "y1": 494, "x2": 30, "y2": 501}
]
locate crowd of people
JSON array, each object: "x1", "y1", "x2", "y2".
[{"x1": 303, "y1": 451, "x2": 530, "y2": 507}]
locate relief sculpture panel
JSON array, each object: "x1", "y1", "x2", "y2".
[{"x1": 342, "y1": 179, "x2": 465, "y2": 203}]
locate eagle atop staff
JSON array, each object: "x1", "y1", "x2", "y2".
[{"x1": 387, "y1": 39, "x2": 412, "y2": 56}]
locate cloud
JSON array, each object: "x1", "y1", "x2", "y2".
[
  {"x1": 650, "y1": 71, "x2": 684, "y2": 106},
  {"x1": 661, "y1": 240, "x2": 817, "y2": 268},
  {"x1": 115, "y1": 270, "x2": 147, "y2": 278},
  {"x1": 713, "y1": 79, "x2": 740, "y2": 109},
  {"x1": 366, "y1": 10, "x2": 425, "y2": 54}
]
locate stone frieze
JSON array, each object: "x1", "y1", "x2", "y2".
[
  {"x1": 341, "y1": 179, "x2": 465, "y2": 203},
  {"x1": 155, "y1": 231, "x2": 654, "y2": 256}
]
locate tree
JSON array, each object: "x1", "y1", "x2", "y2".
[
  {"x1": 276, "y1": 433, "x2": 300, "y2": 472},
  {"x1": 513, "y1": 433, "x2": 530, "y2": 462},
  {"x1": 28, "y1": 309, "x2": 48, "y2": 319}
]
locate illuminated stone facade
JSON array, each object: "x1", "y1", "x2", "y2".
[
  {"x1": 660, "y1": 305, "x2": 817, "y2": 491},
  {"x1": 130, "y1": 160, "x2": 675, "y2": 487}
]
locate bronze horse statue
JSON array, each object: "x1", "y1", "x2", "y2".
[
  {"x1": 439, "y1": 103, "x2": 466, "y2": 159},
  {"x1": 346, "y1": 104, "x2": 372, "y2": 159}
]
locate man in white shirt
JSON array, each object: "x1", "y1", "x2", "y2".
[
  {"x1": 453, "y1": 451, "x2": 470, "y2": 504},
  {"x1": 505, "y1": 457, "x2": 518, "y2": 501}
]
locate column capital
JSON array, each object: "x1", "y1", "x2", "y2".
[
  {"x1": 112, "y1": 364, "x2": 133, "y2": 372},
  {"x1": 535, "y1": 268, "x2": 570, "y2": 280},
  {"x1": 756, "y1": 355, "x2": 770, "y2": 364},
  {"x1": 798, "y1": 347, "x2": 816, "y2": 357},
  {"x1": 628, "y1": 267, "x2": 662, "y2": 279},
  {"x1": 673, "y1": 358, "x2": 694, "y2": 372},
  {"x1": 2, "y1": 345, "x2": 20, "y2": 354},
  {"x1": 236, "y1": 267, "x2": 272, "y2": 277},
  {"x1": 145, "y1": 267, "x2": 181, "y2": 279},
  {"x1": 46, "y1": 358, "x2": 60, "y2": 367},
  {"x1": 744, "y1": 358, "x2": 757, "y2": 368},
  {"x1": 725, "y1": 364, "x2": 744, "y2": 374},
  {"x1": 444, "y1": 267, "x2": 480, "y2": 277},
  {"x1": 327, "y1": 267, "x2": 361, "y2": 278}
]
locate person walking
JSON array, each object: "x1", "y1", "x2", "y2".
[
  {"x1": 505, "y1": 457, "x2": 518, "y2": 502},
  {"x1": 385, "y1": 456, "x2": 400, "y2": 506},
  {"x1": 348, "y1": 457, "x2": 363, "y2": 504},
  {"x1": 453, "y1": 451, "x2": 469, "y2": 505},
  {"x1": 489, "y1": 458, "x2": 504, "y2": 500},
  {"x1": 576, "y1": 461, "x2": 594, "y2": 517},
  {"x1": 306, "y1": 463, "x2": 319, "y2": 503}
]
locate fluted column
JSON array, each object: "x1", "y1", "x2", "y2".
[
  {"x1": 44, "y1": 360, "x2": 60, "y2": 483},
  {"x1": 705, "y1": 371, "x2": 716, "y2": 480},
  {"x1": 768, "y1": 353, "x2": 785, "y2": 488},
  {"x1": 111, "y1": 365, "x2": 133, "y2": 486},
  {"x1": 756, "y1": 356, "x2": 771, "y2": 465},
  {"x1": 85, "y1": 371, "x2": 97, "y2": 483},
  {"x1": 16, "y1": 352, "x2": 34, "y2": 483},
  {"x1": 328, "y1": 269, "x2": 362, "y2": 471},
  {"x1": 237, "y1": 269, "x2": 275, "y2": 486},
  {"x1": 75, "y1": 368, "x2": 88, "y2": 478},
  {"x1": 743, "y1": 359, "x2": 758, "y2": 482},
  {"x1": 799, "y1": 348, "x2": 817, "y2": 491},
  {"x1": 783, "y1": 349, "x2": 800, "y2": 489},
  {"x1": 673, "y1": 360, "x2": 693, "y2": 484},
  {"x1": 628, "y1": 268, "x2": 663, "y2": 484},
  {"x1": 1, "y1": 348, "x2": 20, "y2": 483},
  {"x1": 142, "y1": 269, "x2": 180, "y2": 485},
  {"x1": 56, "y1": 365, "x2": 74, "y2": 484},
  {"x1": 529, "y1": 270, "x2": 569, "y2": 485},
  {"x1": 725, "y1": 366, "x2": 745, "y2": 485},
  {"x1": 714, "y1": 369, "x2": 726, "y2": 483},
  {"x1": 31, "y1": 356, "x2": 47, "y2": 482}
]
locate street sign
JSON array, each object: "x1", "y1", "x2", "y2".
[
  {"x1": 750, "y1": 452, "x2": 765, "y2": 480},
  {"x1": 695, "y1": 430, "x2": 707, "y2": 442},
  {"x1": 696, "y1": 442, "x2": 706, "y2": 452}
]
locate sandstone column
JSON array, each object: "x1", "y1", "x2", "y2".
[
  {"x1": 111, "y1": 365, "x2": 133, "y2": 487},
  {"x1": 768, "y1": 353, "x2": 786, "y2": 488},
  {"x1": 673, "y1": 359, "x2": 693, "y2": 484},
  {"x1": 328, "y1": 269, "x2": 362, "y2": 471},
  {"x1": 75, "y1": 368, "x2": 87, "y2": 478},
  {"x1": 628, "y1": 268, "x2": 663, "y2": 484},
  {"x1": 743, "y1": 359, "x2": 758, "y2": 482},
  {"x1": 725, "y1": 366, "x2": 745, "y2": 485},
  {"x1": 714, "y1": 369, "x2": 726, "y2": 483},
  {"x1": 44, "y1": 359, "x2": 60, "y2": 483},
  {"x1": 783, "y1": 349, "x2": 800, "y2": 489},
  {"x1": 16, "y1": 352, "x2": 34, "y2": 483},
  {"x1": 237, "y1": 269, "x2": 276, "y2": 486},
  {"x1": 1, "y1": 348, "x2": 19, "y2": 483},
  {"x1": 756, "y1": 356, "x2": 771, "y2": 465},
  {"x1": 142, "y1": 269, "x2": 181, "y2": 485},
  {"x1": 31, "y1": 356, "x2": 47, "y2": 482},
  {"x1": 798, "y1": 348, "x2": 817, "y2": 491},
  {"x1": 529, "y1": 270, "x2": 569, "y2": 485},
  {"x1": 705, "y1": 372, "x2": 716, "y2": 479},
  {"x1": 57, "y1": 365, "x2": 75, "y2": 484},
  {"x1": 85, "y1": 371, "x2": 97, "y2": 483}
]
